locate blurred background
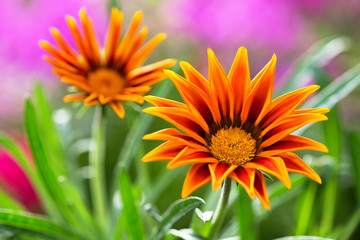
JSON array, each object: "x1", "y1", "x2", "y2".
[{"x1": 0, "y1": 0, "x2": 360, "y2": 239}]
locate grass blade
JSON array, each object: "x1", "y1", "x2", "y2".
[
  {"x1": 237, "y1": 187, "x2": 256, "y2": 240},
  {"x1": 153, "y1": 197, "x2": 205, "y2": 240},
  {"x1": 0, "y1": 209, "x2": 82, "y2": 240},
  {"x1": 280, "y1": 36, "x2": 350, "y2": 94},
  {"x1": 118, "y1": 169, "x2": 145, "y2": 240}
]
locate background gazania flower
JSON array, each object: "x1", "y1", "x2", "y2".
[
  {"x1": 40, "y1": 8, "x2": 176, "y2": 118},
  {"x1": 142, "y1": 47, "x2": 328, "y2": 209}
]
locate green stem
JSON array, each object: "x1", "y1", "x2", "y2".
[
  {"x1": 208, "y1": 178, "x2": 232, "y2": 239},
  {"x1": 89, "y1": 105, "x2": 108, "y2": 235}
]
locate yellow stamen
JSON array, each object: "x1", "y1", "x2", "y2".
[
  {"x1": 209, "y1": 127, "x2": 257, "y2": 165},
  {"x1": 88, "y1": 68, "x2": 126, "y2": 95}
]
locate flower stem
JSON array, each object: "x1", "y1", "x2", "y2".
[
  {"x1": 208, "y1": 177, "x2": 232, "y2": 239},
  {"x1": 89, "y1": 105, "x2": 108, "y2": 235}
]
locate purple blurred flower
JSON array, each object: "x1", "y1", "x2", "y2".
[{"x1": 0, "y1": 0, "x2": 108, "y2": 119}]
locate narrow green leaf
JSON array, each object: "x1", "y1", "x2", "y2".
[
  {"x1": 118, "y1": 169, "x2": 145, "y2": 240},
  {"x1": 348, "y1": 132, "x2": 360, "y2": 202},
  {"x1": 0, "y1": 188, "x2": 24, "y2": 210},
  {"x1": 0, "y1": 133, "x2": 56, "y2": 217},
  {"x1": 294, "y1": 181, "x2": 317, "y2": 235},
  {"x1": 237, "y1": 187, "x2": 256, "y2": 240},
  {"x1": 168, "y1": 228, "x2": 207, "y2": 240},
  {"x1": 111, "y1": 73, "x2": 177, "y2": 196},
  {"x1": 334, "y1": 207, "x2": 360, "y2": 240},
  {"x1": 280, "y1": 36, "x2": 350, "y2": 94},
  {"x1": 274, "y1": 237, "x2": 334, "y2": 240},
  {"x1": 33, "y1": 83, "x2": 67, "y2": 177},
  {"x1": 298, "y1": 63, "x2": 360, "y2": 135},
  {"x1": 0, "y1": 209, "x2": 82, "y2": 240},
  {"x1": 319, "y1": 108, "x2": 341, "y2": 236},
  {"x1": 153, "y1": 197, "x2": 205, "y2": 240}
]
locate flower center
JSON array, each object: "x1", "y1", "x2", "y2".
[
  {"x1": 88, "y1": 68, "x2": 126, "y2": 95},
  {"x1": 209, "y1": 127, "x2": 257, "y2": 166}
]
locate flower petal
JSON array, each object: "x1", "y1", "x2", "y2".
[
  {"x1": 260, "y1": 113, "x2": 328, "y2": 148},
  {"x1": 141, "y1": 141, "x2": 185, "y2": 162},
  {"x1": 254, "y1": 170, "x2": 270, "y2": 210},
  {"x1": 167, "y1": 150, "x2": 217, "y2": 169},
  {"x1": 258, "y1": 85, "x2": 320, "y2": 128},
  {"x1": 242, "y1": 54, "x2": 277, "y2": 124},
  {"x1": 229, "y1": 167, "x2": 256, "y2": 198},
  {"x1": 258, "y1": 135, "x2": 328, "y2": 157},
  {"x1": 280, "y1": 152, "x2": 322, "y2": 184},
  {"x1": 208, "y1": 163, "x2": 238, "y2": 191},
  {"x1": 228, "y1": 47, "x2": 251, "y2": 118},
  {"x1": 182, "y1": 163, "x2": 211, "y2": 198},
  {"x1": 245, "y1": 157, "x2": 291, "y2": 189},
  {"x1": 143, "y1": 107, "x2": 207, "y2": 145},
  {"x1": 180, "y1": 61, "x2": 209, "y2": 95}
]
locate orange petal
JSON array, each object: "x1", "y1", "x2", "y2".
[
  {"x1": 228, "y1": 47, "x2": 251, "y2": 117},
  {"x1": 245, "y1": 157, "x2": 291, "y2": 189},
  {"x1": 258, "y1": 135, "x2": 328, "y2": 157},
  {"x1": 261, "y1": 113, "x2": 328, "y2": 148},
  {"x1": 50, "y1": 27, "x2": 77, "y2": 58},
  {"x1": 144, "y1": 96, "x2": 185, "y2": 108},
  {"x1": 167, "y1": 150, "x2": 217, "y2": 169},
  {"x1": 63, "y1": 94, "x2": 86, "y2": 103},
  {"x1": 128, "y1": 72, "x2": 166, "y2": 87},
  {"x1": 109, "y1": 102, "x2": 125, "y2": 118},
  {"x1": 242, "y1": 54, "x2": 277, "y2": 124},
  {"x1": 165, "y1": 69, "x2": 213, "y2": 130},
  {"x1": 143, "y1": 107, "x2": 207, "y2": 145},
  {"x1": 180, "y1": 61, "x2": 209, "y2": 95},
  {"x1": 143, "y1": 128, "x2": 206, "y2": 150},
  {"x1": 128, "y1": 58, "x2": 177, "y2": 80},
  {"x1": 280, "y1": 152, "x2": 322, "y2": 184},
  {"x1": 293, "y1": 108, "x2": 330, "y2": 115},
  {"x1": 182, "y1": 163, "x2": 211, "y2": 198},
  {"x1": 141, "y1": 141, "x2": 185, "y2": 162},
  {"x1": 258, "y1": 85, "x2": 320, "y2": 128},
  {"x1": 84, "y1": 92, "x2": 98, "y2": 105},
  {"x1": 126, "y1": 33, "x2": 167, "y2": 71},
  {"x1": 208, "y1": 49, "x2": 232, "y2": 120},
  {"x1": 208, "y1": 163, "x2": 238, "y2": 191},
  {"x1": 79, "y1": 8, "x2": 101, "y2": 67},
  {"x1": 105, "y1": 8, "x2": 123, "y2": 65},
  {"x1": 114, "y1": 10, "x2": 143, "y2": 65},
  {"x1": 254, "y1": 170, "x2": 270, "y2": 210},
  {"x1": 229, "y1": 167, "x2": 256, "y2": 198},
  {"x1": 66, "y1": 15, "x2": 89, "y2": 65}
]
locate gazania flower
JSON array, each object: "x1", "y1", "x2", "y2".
[
  {"x1": 40, "y1": 8, "x2": 176, "y2": 118},
  {"x1": 142, "y1": 47, "x2": 328, "y2": 209}
]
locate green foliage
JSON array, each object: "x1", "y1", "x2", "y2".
[{"x1": 0, "y1": 209, "x2": 82, "y2": 240}]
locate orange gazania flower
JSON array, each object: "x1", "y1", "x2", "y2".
[
  {"x1": 40, "y1": 8, "x2": 176, "y2": 118},
  {"x1": 142, "y1": 48, "x2": 328, "y2": 209}
]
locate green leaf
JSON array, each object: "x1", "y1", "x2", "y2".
[
  {"x1": 0, "y1": 133, "x2": 56, "y2": 216},
  {"x1": 0, "y1": 188, "x2": 24, "y2": 210},
  {"x1": 33, "y1": 83, "x2": 67, "y2": 176},
  {"x1": 318, "y1": 108, "x2": 341, "y2": 236},
  {"x1": 168, "y1": 228, "x2": 207, "y2": 240},
  {"x1": 153, "y1": 197, "x2": 205, "y2": 240},
  {"x1": 333, "y1": 207, "x2": 360, "y2": 240},
  {"x1": 294, "y1": 181, "x2": 318, "y2": 235},
  {"x1": 118, "y1": 169, "x2": 145, "y2": 240},
  {"x1": 298, "y1": 63, "x2": 360, "y2": 135},
  {"x1": 348, "y1": 132, "x2": 360, "y2": 202},
  {"x1": 24, "y1": 99, "x2": 96, "y2": 239},
  {"x1": 237, "y1": 187, "x2": 256, "y2": 240},
  {"x1": 111, "y1": 73, "x2": 177, "y2": 196},
  {"x1": 274, "y1": 237, "x2": 334, "y2": 240},
  {"x1": 280, "y1": 36, "x2": 351, "y2": 94},
  {"x1": 0, "y1": 209, "x2": 82, "y2": 240}
]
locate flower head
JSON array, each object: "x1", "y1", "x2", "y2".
[
  {"x1": 142, "y1": 47, "x2": 328, "y2": 209},
  {"x1": 41, "y1": 8, "x2": 176, "y2": 118}
]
